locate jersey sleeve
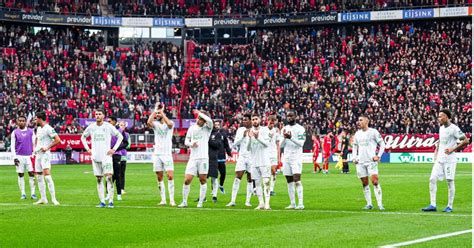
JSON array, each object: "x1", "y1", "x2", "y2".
[
  {"x1": 453, "y1": 126, "x2": 465, "y2": 139},
  {"x1": 48, "y1": 126, "x2": 58, "y2": 138}
]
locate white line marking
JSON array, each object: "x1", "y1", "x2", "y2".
[
  {"x1": 380, "y1": 229, "x2": 472, "y2": 247},
  {"x1": 0, "y1": 202, "x2": 470, "y2": 217}
]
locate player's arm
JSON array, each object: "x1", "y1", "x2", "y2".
[
  {"x1": 81, "y1": 126, "x2": 92, "y2": 153},
  {"x1": 352, "y1": 136, "x2": 359, "y2": 164},
  {"x1": 184, "y1": 128, "x2": 195, "y2": 147},
  {"x1": 31, "y1": 132, "x2": 36, "y2": 155},
  {"x1": 374, "y1": 131, "x2": 385, "y2": 162},
  {"x1": 254, "y1": 129, "x2": 269, "y2": 147},
  {"x1": 160, "y1": 109, "x2": 174, "y2": 129},
  {"x1": 198, "y1": 112, "x2": 213, "y2": 130},
  {"x1": 288, "y1": 128, "x2": 306, "y2": 147},
  {"x1": 10, "y1": 133, "x2": 18, "y2": 165},
  {"x1": 233, "y1": 128, "x2": 245, "y2": 146},
  {"x1": 41, "y1": 129, "x2": 61, "y2": 152},
  {"x1": 223, "y1": 133, "x2": 232, "y2": 156},
  {"x1": 109, "y1": 126, "x2": 124, "y2": 155},
  {"x1": 446, "y1": 127, "x2": 469, "y2": 154},
  {"x1": 147, "y1": 111, "x2": 158, "y2": 129},
  {"x1": 280, "y1": 128, "x2": 287, "y2": 148},
  {"x1": 433, "y1": 141, "x2": 439, "y2": 162},
  {"x1": 116, "y1": 130, "x2": 129, "y2": 151}
]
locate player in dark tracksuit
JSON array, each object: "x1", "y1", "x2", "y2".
[
  {"x1": 208, "y1": 127, "x2": 222, "y2": 203},
  {"x1": 341, "y1": 129, "x2": 350, "y2": 174},
  {"x1": 215, "y1": 122, "x2": 232, "y2": 194},
  {"x1": 109, "y1": 116, "x2": 129, "y2": 201}
]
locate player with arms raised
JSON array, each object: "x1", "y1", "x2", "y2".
[
  {"x1": 178, "y1": 110, "x2": 213, "y2": 208},
  {"x1": 281, "y1": 110, "x2": 306, "y2": 210},
  {"x1": 352, "y1": 115, "x2": 386, "y2": 210},
  {"x1": 33, "y1": 112, "x2": 61, "y2": 205},
  {"x1": 422, "y1": 109, "x2": 469, "y2": 213},
  {"x1": 147, "y1": 103, "x2": 176, "y2": 206},
  {"x1": 81, "y1": 109, "x2": 123, "y2": 208}
]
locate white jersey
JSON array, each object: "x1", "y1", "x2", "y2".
[
  {"x1": 437, "y1": 123, "x2": 465, "y2": 163},
  {"x1": 353, "y1": 128, "x2": 385, "y2": 163},
  {"x1": 82, "y1": 122, "x2": 122, "y2": 162},
  {"x1": 234, "y1": 127, "x2": 251, "y2": 157},
  {"x1": 267, "y1": 127, "x2": 280, "y2": 155},
  {"x1": 185, "y1": 113, "x2": 213, "y2": 160},
  {"x1": 152, "y1": 121, "x2": 174, "y2": 156},
  {"x1": 248, "y1": 126, "x2": 271, "y2": 167},
  {"x1": 280, "y1": 124, "x2": 306, "y2": 157},
  {"x1": 35, "y1": 124, "x2": 58, "y2": 155}
]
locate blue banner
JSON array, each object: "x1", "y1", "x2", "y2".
[
  {"x1": 403, "y1": 9, "x2": 435, "y2": 19},
  {"x1": 340, "y1": 12, "x2": 371, "y2": 22},
  {"x1": 153, "y1": 18, "x2": 184, "y2": 27},
  {"x1": 92, "y1": 16, "x2": 122, "y2": 26}
]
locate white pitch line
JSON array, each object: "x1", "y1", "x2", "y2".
[
  {"x1": 380, "y1": 229, "x2": 472, "y2": 247},
  {"x1": 0, "y1": 202, "x2": 471, "y2": 217}
]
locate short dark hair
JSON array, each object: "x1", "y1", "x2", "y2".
[
  {"x1": 95, "y1": 108, "x2": 105, "y2": 115},
  {"x1": 359, "y1": 115, "x2": 369, "y2": 120},
  {"x1": 17, "y1": 115, "x2": 27, "y2": 120},
  {"x1": 36, "y1": 112, "x2": 46, "y2": 121},
  {"x1": 251, "y1": 112, "x2": 260, "y2": 118},
  {"x1": 287, "y1": 109, "x2": 296, "y2": 115},
  {"x1": 243, "y1": 113, "x2": 251, "y2": 120},
  {"x1": 268, "y1": 115, "x2": 277, "y2": 121},
  {"x1": 109, "y1": 116, "x2": 118, "y2": 122},
  {"x1": 440, "y1": 109, "x2": 452, "y2": 119}
]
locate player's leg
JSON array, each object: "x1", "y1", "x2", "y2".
[
  {"x1": 197, "y1": 159, "x2": 209, "y2": 207},
  {"x1": 227, "y1": 169, "x2": 244, "y2": 206},
  {"x1": 293, "y1": 159, "x2": 304, "y2": 209},
  {"x1": 120, "y1": 159, "x2": 127, "y2": 193},
  {"x1": 179, "y1": 160, "x2": 197, "y2": 207},
  {"x1": 103, "y1": 157, "x2": 115, "y2": 208},
  {"x1": 444, "y1": 162, "x2": 457, "y2": 212},
  {"x1": 33, "y1": 155, "x2": 47, "y2": 205},
  {"x1": 245, "y1": 171, "x2": 253, "y2": 206},
  {"x1": 262, "y1": 167, "x2": 272, "y2": 210},
  {"x1": 165, "y1": 157, "x2": 175, "y2": 206},
  {"x1": 357, "y1": 163, "x2": 372, "y2": 209},
  {"x1": 93, "y1": 161, "x2": 106, "y2": 207},
  {"x1": 252, "y1": 167, "x2": 264, "y2": 210},
  {"x1": 207, "y1": 162, "x2": 218, "y2": 203},
  {"x1": 112, "y1": 154, "x2": 122, "y2": 200},
  {"x1": 42, "y1": 155, "x2": 59, "y2": 205},
  {"x1": 218, "y1": 162, "x2": 226, "y2": 194},
  {"x1": 16, "y1": 157, "x2": 26, "y2": 199},
  {"x1": 26, "y1": 158, "x2": 36, "y2": 199},
  {"x1": 270, "y1": 164, "x2": 277, "y2": 196},
  {"x1": 283, "y1": 159, "x2": 296, "y2": 209},
  {"x1": 369, "y1": 163, "x2": 383, "y2": 210},
  {"x1": 154, "y1": 157, "x2": 167, "y2": 205},
  {"x1": 422, "y1": 162, "x2": 443, "y2": 211}
]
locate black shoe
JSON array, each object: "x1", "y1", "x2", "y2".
[
  {"x1": 194, "y1": 197, "x2": 207, "y2": 202},
  {"x1": 212, "y1": 197, "x2": 217, "y2": 203},
  {"x1": 270, "y1": 191, "x2": 276, "y2": 196}
]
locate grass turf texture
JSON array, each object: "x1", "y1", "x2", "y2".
[{"x1": 0, "y1": 163, "x2": 471, "y2": 247}]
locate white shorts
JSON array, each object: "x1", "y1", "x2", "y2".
[
  {"x1": 356, "y1": 162, "x2": 379, "y2": 178},
  {"x1": 15, "y1": 156, "x2": 33, "y2": 174},
  {"x1": 185, "y1": 158, "x2": 209, "y2": 176},
  {"x1": 92, "y1": 156, "x2": 114, "y2": 176},
  {"x1": 35, "y1": 153, "x2": 51, "y2": 172},
  {"x1": 269, "y1": 155, "x2": 278, "y2": 166},
  {"x1": 282, "y1": 156, "x2": 303, "y2": 176},
  {"x1": 430, "y1": 161, "x2": 457, "y2": 181},
  {"x1": 251, "y1": 166, "x2": 272, "y2": 179},
  {"x1": 153, "y1": 154, "x2": 174, "y2": 172},
  {"x1": 235, "y1": 155, "x2": 251, "y2": 172}
]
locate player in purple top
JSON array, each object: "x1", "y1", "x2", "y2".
[{"x1": 11, "y1": 115, "x2": 37, "y2": 200}]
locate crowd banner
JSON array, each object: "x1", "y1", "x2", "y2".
[
  {"x1": 122, "y1": 17, "x2": 153, "y2": 27},
  {"x1": 153, "y1": 17, "x2": 184, "y2": 27},
  {"x1": 382, "y1": 133, "x2": 471, "y2": 153},
  {"x1": 390, "y1": 152, "x2": 472, "y2": 163},
  {"x1": 92, "y1": 16, "x2": 123, "y2": 26},
  {"x1": 402, "y1": 8, "x2": 438, "y2": 19},
  {"x1": 258, "y1": 12, "x2": 337, "y2": 27},
  {"x1": 0, "y1": 11, "x2": 22, "y2": 21},
  {"x1": 439, "y1": 7, "x2": 470, "y2": 17},
  {"x1": 213, "y1": 17, "x2": 257, "y2": 28},
  {"x1": 339, "y1": 12, "x2": 371, "y2": 22},
  {"x1": 21, "y1": 12, "x2": 44, "y2": 23},
  {"x1": 185, "y1": 18, "x2": 213, "y2": 27},
  {"x1": 370, "y1": 10, "x2": 403, "y2": 20}
]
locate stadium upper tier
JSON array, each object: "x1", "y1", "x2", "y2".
[
  {"x1": 0, "y1": 19, "x2": 471, "y2": 144},
  {"x1": 0, "y1": 0, "x2": 470, "y2": 17}
]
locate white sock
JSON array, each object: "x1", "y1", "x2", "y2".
[
  {"x1": 97, "y1": 178, "x2": 105, "y2": 203},
  {"x1": 255, "y1": 180, "x2": 264, "y2": 206},
  {"x1": 295, "y1": 181, "x2": 304, "y2": 206},
  {"x1": 429, "y1": 177, "x2": 437, "y2": 207},
  {"x1": 182, "y1": 184, "x2": 190, "y2": 204},
  {"x1": 447, "y1": 180, "x2": 455, "y2": 208},
  {"x1": 287, "y1": 182, "x2": 296, "y2": 205},
  {"x1": 374, "y1": 184, "x2": 382, "y2": 207},
  {"x1": 37, "y1": 175, "x2": 46, "y2": 200},
  {"x1": 230, "y1": 178, "x2": 241, "y2": 203},
  {"x1": 158, "y1": 180, "x2": 166, "y2": 202},
  {"x1": 18, "y1": 176, "x2": 25, "y2": 195},
  {"x1": 199, "y1": 183, "x2": 207, "y2": 204},
  {"x1": 29, "y1": 176, "x2": 36, "y2": 196},
  {"x1": 263, "y1": 178, "x2": 271, "y2": 208},
  {"x1": 211, "y1": 177, "x2": 218, "y2": 197},
  {"x1": 245, "y1": 181, "x2": 253, "y2": 203},
  {"x1": 44, "y1": 175, "x2": 57, "y2": 201},
  {"x1": 168, "y1": 180, "x2": 175, "y2": 203},
  {"x1": 106, "y1": 176, "x2": 114, "y2": 203},
  {"x1": 270, "y1": 174, "x2": 276, "y2": 192},
  {"x1": 363, "y1": 185, "x2": 372, "y2": 206}
]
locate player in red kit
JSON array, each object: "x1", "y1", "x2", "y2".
[
  {"x1": 312, "y1": 134, "x2": 321, "y2": 173},
  {"x1": 322, "y1": 131, "x2": 333, "y2": 174}
]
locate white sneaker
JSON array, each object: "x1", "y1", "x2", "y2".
[
  {"x1": 52, "y1": 199, "x2": 60, "y2": 206},
  {"x1": 33, "y1": 199, "x2": 48, "y2": 205},
  {"x1": 170, "y1": 201, "x2": 176, "y2": 207},
  {"x1": 379, "y1": 205, "x2": 385, "y2": 211},
  {"x1": 254, "y1": 204, "x2": 264, "y2": 210},
  {"x1": 104, "y1": 196, "x2": 110, "y2": 201},
  {"x1": 121, "y1": 190, "x2": 126, "y2": 194},
  {"x1": 285, "y1": 204, "x2": 296, "y2": 209},
  {"x1": 196, "y1": 202, "x2": 203, "y2": 208},
  {"x1": 158, "y1": 201, "x2": 166, "y2": 206},
  {"x1": 117, "y1": 195, "x2": 122, "y2": 201},
  {"x1": 177, "y1": 202, "x2": 187, "y2": 208},
  {"x1": 245, "y1": 202, "x2": 252, "y2": 207},
  {"x1": 264, "y1": 206, "x2": 272, "y2": 210},
  {"x1": 296, "y1": 204, "x2": 305, "y2": 210},
  {"x1": 226, "y1": 202, "x2": 236, "y2": 207}
]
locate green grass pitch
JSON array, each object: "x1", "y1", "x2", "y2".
[{"x1": 0, "y1": 163, "x2": 471, "y2": 247}]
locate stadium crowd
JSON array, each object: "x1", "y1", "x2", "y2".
[
  {"x1": 0, "y1": 19, "x2": 472, "y2": 146},
  {"x1": 0, "y1": 0, "x2": 471, "y2": 17}
]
